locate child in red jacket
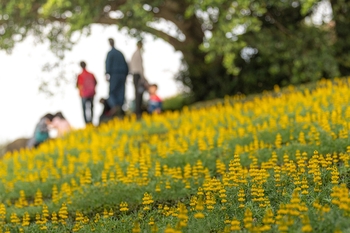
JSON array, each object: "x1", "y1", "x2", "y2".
[{"x1": 148, "y1": 84, "x2": 162, "y2": 114}]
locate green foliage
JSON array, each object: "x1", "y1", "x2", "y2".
[
  {"x1": 1, "y1": 0, "x2": 350, "y2": 100},
  {"x1": 330, "y1": 0, "x2": 350, "y2": 75},
  {"x1": 234, "y1": 25, "x2": 339, "y2": 94},
  {"x1": 162, "y1": 94, "x2": 194, "y2": 112}
]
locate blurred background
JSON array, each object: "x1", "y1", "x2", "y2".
[{"x1": 0, "y1": 25, "x2": 182, "y2": 143}]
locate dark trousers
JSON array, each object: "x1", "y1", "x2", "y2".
[
  {"x1": 133, "y1": 74, "x2": 144, "y2": 118},
  {"x1": 82, "y1": 97, "x2": 94, "y2": 124},
  {"x1": 108, "y1": 73, "x2": 127, "y2": 108}
]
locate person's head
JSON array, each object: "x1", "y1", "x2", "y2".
[
  {"x1": 54, "y1": 111, "x2": 65, "y2": 120},
  {"x1": 42, "y1": 113, "x2": 54, "y2": 123},
  {"x1": 148, "y1": 84, "x2": 158, "y2": 95},
  {"x1": 80, "y1": 61, "x2": 86, "y2": 69},
  {"x1": 108, "y1": 38, "x2": 114, "y2": 47},
  {"x1": 137, "y1": 40, "x2": 143, "y2": 49}
]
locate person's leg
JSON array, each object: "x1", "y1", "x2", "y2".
[
  {"x1": 133, "y1": 74, "x2": 143, "y2": 118},
  {"x1": 26, "y1": 137, "x2": 36, "y2": 149},
  {"x1": 82, "y1": 98, "x2": 88, "y2": 123},
  {"x1": 138, "y1": 91, "x2": 144, "y2": 117},
  {"x1": 133, "y1": 74, "x2": 139, "y2": 111},
  {"x1": 107, "y1": 73, "x2": 126, "y2": 117},
  {"x1": 107, "y1": 74, "x2": 118, "y2": 108},
  {"x1": 115, "y1": 74, "x2": 127, "y2": 106},
  {"x1": 85, "y1": 97, "x2": 93, "y2": 123},
  {"x1": 156, "y1": 101, "x2": 162, "y2": 113},
  {"x1": 148, "y1": 101, "x2": 157, "y2": 113},
  {"x1": 90, "y1": 97, "x2": 94, "y2": 123}
]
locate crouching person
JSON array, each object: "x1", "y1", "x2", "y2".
[
  {"x1": 98, "y1": 98, "x2": 113, "y2": 125},
  {"x1": 27, "y1": 113, "x2": 54, "y2": 149},
  {"x1": 51, "y1": 112, "x2": 72, "y2": 137}
]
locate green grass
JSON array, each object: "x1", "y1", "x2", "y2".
[{"x1": 1, "y1": 77, "x2": 350, "y2": 232}]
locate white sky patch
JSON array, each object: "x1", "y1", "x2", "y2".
[
  {"x1": 306, "y1": 0, "x2": 333, "y2": 25},
  {"x1": 147, "y1": 19, "x2": 186, "y2": 42},
  {"x1": 109, "y1": 10, "x2": 124, "y2": 19}
]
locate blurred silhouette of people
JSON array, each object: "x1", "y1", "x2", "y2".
[
  {"x1": 51, "y1": 112, "x2": 72, "y2": 137},
  {"x1": 148, "y1": 84, "x2": 162, "y2": 114},
  {"x1": 130, "y1": 40, "x2": 149, "y2": 119},
  {"x1": 105, "y1": 38, "x2": 129, "y2": 117},
  {"x1": 27, "y1": 113, "x2": 54, "y2": 148},
  {"x1": 77, "y1": 61, "x2": 97, "y2": 124}
]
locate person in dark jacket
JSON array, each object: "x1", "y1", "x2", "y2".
[{"x1": 105, "y1": 38, "x2": 129, "y2": 116}]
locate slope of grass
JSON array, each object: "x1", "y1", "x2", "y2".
[{"x1": 1, "y1": 78, "x2": 350, "y2": 232}]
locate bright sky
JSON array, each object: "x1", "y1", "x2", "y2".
[{"x1": 0, "y1": 25, "x2": 182, "y2": 143}]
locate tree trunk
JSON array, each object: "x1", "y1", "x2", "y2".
[
  {"x1": 330, "y1": 0, "x2": 350, "y2": 75},
  {"x1": 179, "y1": 48, "x2": 236, "y2": 101},
  {"x1": 173, "y1": 16, "x2": 236, "y2": 101}
]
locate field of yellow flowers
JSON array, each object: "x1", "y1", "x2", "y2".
[{"x1": 1, "y1": 78, "x2": 350, "y2": 232}]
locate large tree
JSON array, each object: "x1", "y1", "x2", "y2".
[
  {"x1": 1, "y1": 0, "x2": 233, "y2": 100},
  {"x1": 202, "y1": 0, "x2": 342, "y2": 94},
  {"x1": 0, "y1": 0, "x2": 349, "y2": 100}
]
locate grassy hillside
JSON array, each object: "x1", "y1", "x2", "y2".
[
  {"x1": 1, "y1": 78, "x2": 350, "y2": 232},
  {"x1": 0, "y1": 143, "x2": 6, "y2": 158}
]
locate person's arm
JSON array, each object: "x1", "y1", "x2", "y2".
[
  {"x1": 93, "y1": 74, "x2": 97, "y2": 85},
  {"x1": 76, "y1": 75, "x2": 80, "y2": 88},
  {"x1": 142, "y1": 76, "x2": 150, "y2": 90},
  {"x1": 106, "y1": 52, "x2": 113, "y2": 81},
  {"x1": 38, "y1": 118, "x2": 50, "y2": 133},
  {"x1": 106, "y1": 51, "x2": 113, "y2": 75},
  {"x1": 137, "y1": 51, "x2": 149, "y2": 88},
  {"x1": 76, "y1": 75, "x2": 83, "y2": 92},
  {"x1": 139, "y1": 50, "x2": 145, "y2": 79},
  {"x1": 49, "y1": 117, "x2": 59, "y2": 129},
  {"x1": 129, "y1": 51, "x2": 135, "y2": 75}
]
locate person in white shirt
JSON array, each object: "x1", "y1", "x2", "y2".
[{"x1": 130, "y1": 41, "x2": 149, "y2": 119}]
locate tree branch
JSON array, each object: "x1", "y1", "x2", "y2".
[
  {"x1": 143, "y1": 25, "x2": 185, "y2": 51},
  {"x1": 265, "y1": 10, "x2": 293, "y2": 36},
  {"x1": 152, "y1": 0, "x2": 203, "y2": 41}
]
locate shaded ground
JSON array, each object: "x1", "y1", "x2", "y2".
[
  {"x1": 0, "y1": 142, "x2": 5, "y2": 157},
  {"x1": 0, "y1": 138, "x2": 29, "y2": 158}
]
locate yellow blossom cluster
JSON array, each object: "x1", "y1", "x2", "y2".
[{"x1": 0, "y1": 78, "x2": 350, "y2": 232}]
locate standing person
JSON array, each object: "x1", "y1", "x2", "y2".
[
  {"x1": 27, "y1": 113, "x2": 54, "y2": 149},
  {"x1": 130, "y1": 40, "x2": 149, "y2": 119},
  {"x1": 77, "y1": 61, "x2": 97, "y2": 124},
  {"x1": 105, "y1": 38, "x2": 129, "y2": 117}
]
